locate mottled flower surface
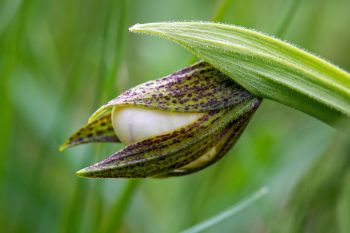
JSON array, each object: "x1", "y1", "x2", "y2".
[{"x1": 60, "y1": 61, "x2": 261, "y2": 178}]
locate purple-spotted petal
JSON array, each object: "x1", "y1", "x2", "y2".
[
  {"x1": 60, "y1": 114, "x2": 119, "y2": 151},
  {"x1": 89, "y1": 61, "x2": 252, "y2": 122}
]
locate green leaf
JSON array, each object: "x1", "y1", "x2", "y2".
[
  {"x1": 180, "y1": 186, "x2": 269, "y2": 233},
  {"x1": 130, "y1": 22, "x2": 350, "y2": 129}
]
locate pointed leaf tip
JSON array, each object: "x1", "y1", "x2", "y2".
[
  {"x1": 76, "y1": 164, "x2": 110, "y2": 178},
  {"x1": 129, "y1": 24, "x2": 141, "y2": 32},
  {"x1": 76, "y1": 167, "x2": 92, "y2": 178},
  {"x1": 129, "y1": 23, "x2": 164, "y2": 34},
  {"x1": 59, "y1": 143, "x2": 68, "y2": 152}
]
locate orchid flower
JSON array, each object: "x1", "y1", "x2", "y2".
[{"x1": 60, "y1": 61, "x2": 261, "y2": 178}]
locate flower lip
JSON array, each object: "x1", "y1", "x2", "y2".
[{"x1": 111, "y1": 106, "x2": 204, "y2": 145}]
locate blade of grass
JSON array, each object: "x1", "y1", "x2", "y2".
[
  {"x1": 59, "y1": 1, "x2": 131, "y2": 231},
  {"x1": 95, "y1": 0, "x2": 130, "y2": 104},
  {"x1": 274, "y1": 0, "x2": 303, "y2": 38},
  {"x1": 100, "y1": 180, "x2": 140, "y2": 233},
  {"x1": 130, "y1": 22, "x2": 350, "y2": 129},
  {"x1": 0, "y1": 27, "x2": 16, "y2": 226},
  {"x1": 0, "y1": 1, "x2": 95, "y2": 232},
  {"x1": 92, "y1": 1, "x2": 137, "y2": 233},
  {"x1": 0, "y1": 0, "x2": 22, "y2": 36},
  {"x1": 64, "y1": 0, "x2": 132, "y2": 231},
  {"x1": 181, "y1": 186, "x2": 269, "y2": 233},
  {"x1": 274, "y1": 134, "x2": 350, "y2": 233},
  {"x1": 104, "y1": 0, "x2": 130, "y2": 100},
  {"x1": 211, "y1": 0, "x2": 235, "y2": 22},
  {"x1": 87, "y1": 0, "x2": 127, "y2": 230}
]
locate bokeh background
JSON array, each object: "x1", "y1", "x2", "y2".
[{"x1": 1, "y1": 0, "x2": 350, "y2": 232}]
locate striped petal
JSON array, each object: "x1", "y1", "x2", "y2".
[{"x1": 76, "y1": 97, "x2": 260, "y2": 178}]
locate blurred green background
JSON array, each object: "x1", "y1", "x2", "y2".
[{"x1": 0, "y1": 0, "x2": 349, "y2": 232}]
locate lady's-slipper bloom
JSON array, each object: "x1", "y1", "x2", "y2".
[{"x1": 60, "y1": 61, "x2": 261, "y2": 178}]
